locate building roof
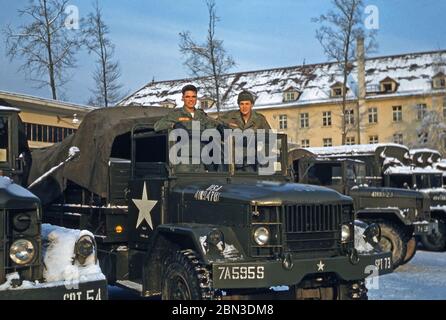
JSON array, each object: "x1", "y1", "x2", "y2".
[
  {"x1": 120, "y1": 50, "x2": 446, "y2": 112},
  {"x1": 0, "y1": 90, "x2": 96, "y2": 115}
]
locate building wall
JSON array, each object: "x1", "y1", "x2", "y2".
[
  {"x1": 258, "y1": 92, "x2": 446, "y2": 148},
  {"x1": 0, "y1": 91, "x2": 92, "y2": 149}
]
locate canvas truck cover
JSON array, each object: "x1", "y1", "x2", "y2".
[{"x1": 28, "y1": 106, "x2": 170, "y2": 204}]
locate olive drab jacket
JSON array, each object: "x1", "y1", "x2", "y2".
[
  {"x1": 154, "y1": 107, "x2": 217, "y2": 132},
  {"x1": 218, "y1": 110, "x2": 271, "y2": 131}
]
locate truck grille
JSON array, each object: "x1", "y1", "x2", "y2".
[{"x1": 283, "y1": 204, "x2": 345, "y2": 255}]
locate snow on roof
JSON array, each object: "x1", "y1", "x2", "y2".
[
  {"x1": 385, "y1": 166, "x2": 443, "y2": 175},
  {"x1": 0, "y1": 105, "x2": 20, "y2": 112},
  {"x1": 120, "y1": 50, "x2": 446, "y2": 112},
  {"x1": 302, "y1": 143, "x2": 408, "y2": 157},
  {"x1": 409, "y1": 148, "x2": 442, "y2": 156}
]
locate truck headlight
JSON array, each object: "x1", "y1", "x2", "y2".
[
  {"x1": 341, "y1": 224, "x2": 352, "y2": 243},
  {"x1": 10, "y1": 239, "x2": 35, "y2": 265},
  {"x1": 75, "y1": 235, "x2": 96, "y2": 265},
  {"x1": 253, "y1": 227, "x2": 270, "y2": 246}
]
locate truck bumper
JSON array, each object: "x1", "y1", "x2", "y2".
[
  {"x1": 413, "y1": 220, "x2": 439, "y2": 235},
  {"x1": 212, "y1": 251, "x2": 392, "y2": 289},
  {"x1": 0, "y1": 277, "x2": 107, "y2": 300}
]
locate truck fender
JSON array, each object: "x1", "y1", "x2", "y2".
[
  {"x1": 142, "y1": 224, "x2": 246, "y2": 296},
  {"x1": 355, "y1": 208, "x2": 411, "y2": 226}
]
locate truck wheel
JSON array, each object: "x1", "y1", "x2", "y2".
[
  {"x1": 377, "y1": 221, "x2": 407, "y2": 268},
  {"x1": 161, "y1": 249, "x2": 213, "y2": 300},
  {"x1": 337, "y1": 281, "x2": 368, "y2": 300},
  {"x1": 420, "y1": 220, "x2": 446, "y2": 252},
  {"x1": 402, "y1": 236, "x2": 417, "y2": 265}
]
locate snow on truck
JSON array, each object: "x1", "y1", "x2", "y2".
[
  {"x1": 0, "y1": 105, "x2": 106, "y2": 300},
  {"x1": 26, "y1": 105, "x2": 392, "y2": 300},
  {"x1": 288, "y1": 146, "x2": 434, "y2": 268}
]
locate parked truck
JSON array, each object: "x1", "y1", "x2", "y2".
[
  {"x1": 289, "y1": 144, "x2": 445, "y2": 253},
  {"x1": 0, "y1": 105, "x2": 107, "y2": 299},
  {"x1": 27, "y1": 106, "x2": 392, "y2": 300},
  {"x1": 289, "y1": 146, "x2": 433, "y2": 267}
]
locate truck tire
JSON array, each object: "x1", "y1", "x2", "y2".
[
  {"x1": 377, "y1": 221, "x2": 407, "y2": 268},
  {"x1": 402, "y1": 236, "x2": 417, "y2": 265},
  {"x1": 161, "y1": 249, "x2": 214, "y2": 300},
  {"x1": 420, "y1": 219, "x2": 446, "y2": 252}
]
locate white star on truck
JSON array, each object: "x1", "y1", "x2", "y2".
[{"x1": 132, "y1": 182, "x2": 158, "y2": 229}]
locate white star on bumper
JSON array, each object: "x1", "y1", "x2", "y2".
[{"x1": 317, "y1": 260, "x2": 325, "y2": 271}]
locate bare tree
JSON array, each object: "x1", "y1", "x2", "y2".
[
  {"x1": 4, "y1": 0, "x2": 81, "y2": 100},
  {"x1": 83, "y1": 0, "x2": 124, "y2": 107},
  {"x1": 313, "y1": 0, "x2": 377, "y2": 144},
  {"x1": 408, "y1": 102, "x2": 446, "y2": 154},
  {"x1": 179, "y1": 0, "x2": 235, "y2": 112}
]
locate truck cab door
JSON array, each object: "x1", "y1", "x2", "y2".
[{"x1": 128, "y1": 130, "x2": 169, "y2": 249}]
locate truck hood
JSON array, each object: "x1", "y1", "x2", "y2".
[
  {"x1": 173, "y1": 179, "x2": 351, "y2": 205},
  {"x1": 0, "y1": 176, "x2": 40, "y2": 209}
]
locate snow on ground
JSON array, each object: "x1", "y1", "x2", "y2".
[{"x1": 368, "y1": 250, "x2": 446, "y2": 300}]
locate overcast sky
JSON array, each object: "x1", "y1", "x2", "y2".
[{"x1": 0, "y1": 0, "x2": 444, "y2": 105}]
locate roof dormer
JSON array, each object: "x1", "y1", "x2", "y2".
[
  {"x1": 160, "y1": 99, "x2": 176, "y2": 109},
  {"x1": 379, "y1": 77, "x2": 399, "y2": 93},
  {"x1": 432, "y1": 72, "x2": 446, "y2": 89},
  {"x1": 283, "y1": 86, "x2": 301, "y2": 102},
  {"x1": 199, "y1": 97, "x2": 215, "y2": 110},
  {"x1": 330, "y1": 82, "x2": 348, "y2": 98}
]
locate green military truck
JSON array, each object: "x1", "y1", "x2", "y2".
[
  {"x1": 28, "y1": 106, "x2": 392, "y2": 300},
  {"x1": 391, "y1": 148, "x2": 446, "y2": 252},
  {"x1": 289, "y1": 147, "x2": 433, "y2": 268},
  {"x1": 0, "y1": 105, "x2": 107, "y2": 300}
]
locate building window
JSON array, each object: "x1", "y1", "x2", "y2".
[
  {"x1": 301, "y1": 139, "x2": 310, "y2": 148},
  {"x1": 323, "y1": 138, "x2": 333, "y2": 147},
  {"x1": 369, "y1": 135, "x2": 379, "y2": 144},
  {"x1": 346, "y1": 137, "x2": 355, "y2": 145},
  {"x1": 436, "y1": 79, "x2": 446, "y2": 88},
  {"x1": 345, "y1": 109, "x2": 354, "y2": 125},
  {"x1": 24, "y1": 123, "x2": 76, "y2": 143},
  {"x1": 332, "y1": 88, "x2": 342, "y2": 97},
  {"x1": 200, "y1": 99, "x2": 214, "y2": 110},
  {"x1": 392, "y1": 106, "x2": 402, "y2": 122},
  {"x1": 443, "y1": 97, "x2": 446, "y2": 118},
  {"x1": 380, "y1": 78, "x2": 398, "y2": 93},
  {"x1": 279, "y1": 115, "x2": 288, "y2": 129},
  {"x1": 284, "y1": 92, "x2": 297, "y2": 102},
  {"x1": 416, "y1": 104, "x2": 427, "y2": 120},
  {"x1": 368, "y1": 107, "x2": 378, "y2": 123},
  {"x1": 382, "y1": 83, "x2": 393, "y2": 92},
  {"x1": 323, "y1": 111, "x2": 332, "y2": 127},
  {"x1": 393, "y1": 133, "x2": 404, "y2": 145},
  {"x1": 300, "y1": 113, "x2": 309, "y2": 128},
  {"x1": 433, "y1": 73, "x2": 446, "y2": 89}
]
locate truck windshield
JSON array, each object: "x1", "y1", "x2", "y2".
[
  {"x1": 415, "y1": 173, "x2": 442, "y2": 189},
  {"x1": 307, "y1": 163, "x2": 342, "y2": 186},
  {"x1": 346, "y1": 162, "x2": 366, "y2": 185},
  {"x1": 388, "y1": 174, "x2": 412, "y2": 189},
  {"x1": 170, "y1": 130, "x2": 285, "y2": 176},
  {"x1": 0, "y1": 116, "x2": 8, "y2": 162}
]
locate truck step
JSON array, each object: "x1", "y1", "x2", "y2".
[{"x1": 115, "y1": 280, "x2": 143, "y2": 293}]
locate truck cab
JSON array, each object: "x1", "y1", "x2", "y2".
[
  {"x1": 33, "y1": 106, "x2": 393, "y2": 300},
  {"x1": 0, "y1": 105, "x2": 106, "y2": 300}
]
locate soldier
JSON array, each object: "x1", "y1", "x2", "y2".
[
  {"x1": 154, "y1": 84, "x2": 217, "y2": 132},
  {"x1": 219, "y1": 91, "x2": 271, "y2": 172},
  {"x1": 218, "y1": 90, "x2": 271, "y2": 131}
]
